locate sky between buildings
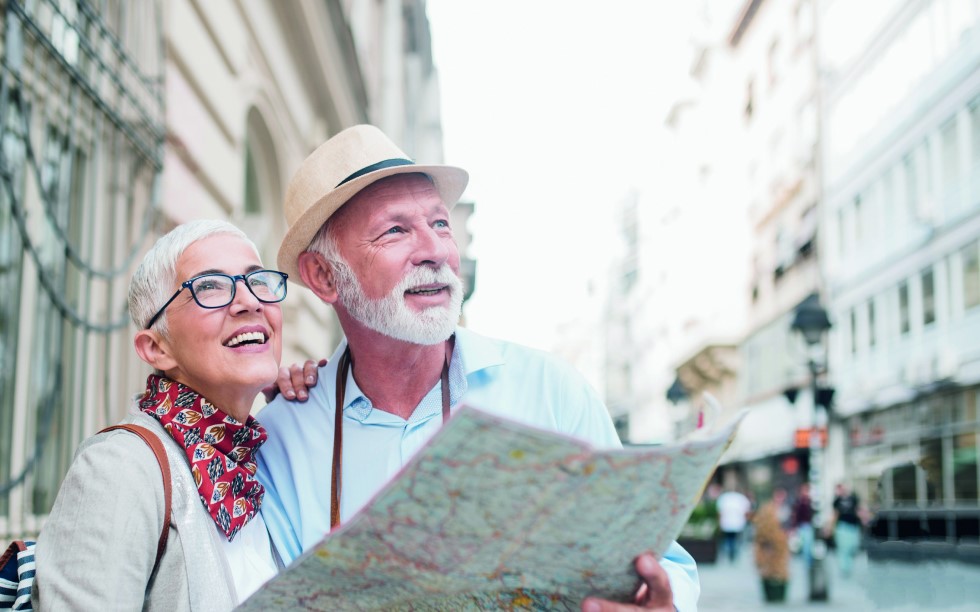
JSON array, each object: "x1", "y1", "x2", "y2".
[{"x1": 427, "y1": 0, "x2": 728, "y2": 351}]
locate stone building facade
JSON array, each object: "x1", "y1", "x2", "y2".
[{"x1": 0, "y1": 0, "x2": 468, "y2": 539}]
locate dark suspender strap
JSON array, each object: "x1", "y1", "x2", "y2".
[
  {"x1": 331, "y1": 342, "x2": 453, "y2": 529},
  {"x1": 331, "y1": 348, "x2": 351, "y2": 530},
  {"x1": 99, "y1": 424, "x2": 172, "y2": 570},
  {"x1": 441, "y1": 345, "x2": 451, "y2": 422}
]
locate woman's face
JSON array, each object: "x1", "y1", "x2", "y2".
[{"x1": 154, "y1": 234, "x2": 283, "y2": 412}]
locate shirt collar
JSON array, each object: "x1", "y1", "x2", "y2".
[
  {"x1": 334, "y1": 328, "x2": 504, "y2": 423},
  {"x1": 452, "y1": 326, "x2": 505, "y2": 377}
]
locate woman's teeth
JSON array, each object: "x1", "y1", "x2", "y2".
[{"x1": 225, "y1": 331, "x2": 266, "y2": 347}]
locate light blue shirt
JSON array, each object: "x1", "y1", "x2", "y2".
[{"x1": 257, "y1": 327, "x2": 699, "y2": 610}]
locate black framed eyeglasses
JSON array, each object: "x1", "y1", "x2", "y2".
[{"x1": 145, "y1": 269, "x2": 288, "y2": 330}]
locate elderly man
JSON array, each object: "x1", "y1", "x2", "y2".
[{"x1": 257, "y1": 125, "x2": 699, "y2": 611}]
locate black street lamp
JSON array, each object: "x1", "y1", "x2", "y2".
[
  {"x1": 790, "y1": 293, "x2": 832, "y2": 602},
  {"x1": 665, "y1": 376, "x2": 693, "y2": 436},
  {"x1": 666, "y1": 376, "x2": 689, "y2": 405}
]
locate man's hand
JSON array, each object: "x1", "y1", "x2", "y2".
[
  {"x1": 262, "y1": 358, "x2": 327, "y2": 403},
  {"x1": 580, "y1": 554, "x2": 674, "y2": 612}
]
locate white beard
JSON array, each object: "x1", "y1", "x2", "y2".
[{"x1": 331, "y1": 256, "x2": 463, "y2": 345}]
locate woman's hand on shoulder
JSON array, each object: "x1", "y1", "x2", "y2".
[{"x1": 262, "y1": 358, "x2": 327, "y2": 403}]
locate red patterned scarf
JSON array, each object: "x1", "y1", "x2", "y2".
[{"x1": 138, "y1": 375, "x2": 267, "y2": 541}]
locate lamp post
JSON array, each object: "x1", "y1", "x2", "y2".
[
  {"x1": 666, "y1": 376, "x2": 693, "y2": 437},
  {"x1": 791, "y1": 294, "x2": 832, "y2": 602}
]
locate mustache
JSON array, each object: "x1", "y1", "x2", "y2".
[{"x1": 396, "y1": 266, "x2": 461, "y2": 292}]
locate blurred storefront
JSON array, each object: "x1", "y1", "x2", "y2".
[{"x1": 846, "y1": 386, "x2": 980, "y2": 560}]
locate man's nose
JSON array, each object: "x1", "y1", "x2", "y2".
[{"x1": 413, "y1": 226, "x2": 452, "y2": 266}]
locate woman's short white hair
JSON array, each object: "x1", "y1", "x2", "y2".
[{"x1": 129, "y1": 219, "x2": 258, "y2": 335}]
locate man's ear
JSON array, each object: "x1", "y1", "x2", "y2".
[
  {"x1": 134, "y1": 330, "x2": 179, "y2": 373},
  {"x1": 298, "y1": 251, "x2": 340, "y2": 304}
]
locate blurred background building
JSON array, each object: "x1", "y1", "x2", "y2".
[
  {"x1": 0, "y1": 0, "x2": 476, "y2": 540},
  {"x1": 820, "y1": 0, "x2": 980, "y2": 558},
  {"x1": 607, "y1": 0, "x2": 823, "y2": 494},
  {"x1": 592, "y1": 0, "x2": 980, "y2": 561}
]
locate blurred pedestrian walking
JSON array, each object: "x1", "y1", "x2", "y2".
[
  {"x1": 771, "y1": 487, "x2": 792, "y2": 531},
  {"x1": 791, "y1": 482, "x2": 815, "y2": 566},
  {"x1": 716, "y1": 486, "x2": 752, "y2": 563},
  {"x1": 829, "y1": 482, "x2": 864, "y2": 578}
]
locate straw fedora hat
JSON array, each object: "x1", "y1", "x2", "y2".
[{"x1": 277, "y1": 124, "x2": 469, "y2": 287}]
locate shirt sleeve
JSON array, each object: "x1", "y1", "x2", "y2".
[
  {"x1": 554, "y1": 359, "x2": 623, "y2": 450},
  {"x1": 255, "y1": 398, "x2": 304, "y2": 566},
  {"x1": 33, "y1": 433, "x2": 165, "y2": 610},
  {"x1": 660, "y1": 541, "x2": 701, "y2": 612}
]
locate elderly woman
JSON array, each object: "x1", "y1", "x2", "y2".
[{"x1": 32, "y1": 220, "x2": 287, "y2": 610}]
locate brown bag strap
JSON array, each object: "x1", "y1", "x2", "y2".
[{"x1": 99, "y1": 424, "x2": 172, "y2": 570}]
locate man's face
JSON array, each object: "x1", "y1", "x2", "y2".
[{"x1": 329, "y1": 174, "x2": 463, "y2": 344}]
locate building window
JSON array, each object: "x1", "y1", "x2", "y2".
[
  {"x1": 922, "y1": 268, "x2": 936, "y2": 326},
  {"x1": 50, "y1": 0, "x2": 81, "y2": 66},
  {"x1": 940, "y1": 117, "x2": 960, "y2": 198},
  {"x1": 620, "y1": 195, "x2": 639, "y2": 294},
  {"x1": 953, "y1": 432, "x2": 978, "y2": 504},
  {"x1": 875, "y1": 395, "x2": 980, "y2": 508},
  {"x1": 0, "y1": 1, "x2": 165, "y2": 526},
  {"x1": 774, "y1": 226, "x2": 791, "y2": 281},
  {"x1": 798, "y1": 99, "x2": 817, "y2": 155},
  {"x1": 921, "y1": 437, "x2": 945, "y2": 505},
  {"x1": 965, "y1": 241, "x2": 980, "y2": 310},
  {"x1": 970, "y1": 96, "x2": 980, "y2": 169},
  {"x1": 798, "y1": 204, "x2": 816, "y2": 258},
  {"x1": 902, "y1": 152, "x2": 917, "y2": 220},
  {"x1": 795, "y1": 0, "x2": 814, "y2": 41},
  {"x1": 868, "y1": 299, "x2": 876, "y2": 348},
  {"x1": 881, "y1": 165, "x2": 896, "y2": 223},
  {"x1": 891, "y1": 460, "x2": 918, "y2": 504},
  {"x1": 238, "y1": 107, "x2": 285, "y2": 261},
  {"x1": 0, "y1": 92, "x2": 28, "y2": 514},
  {"x1": 744, "y1": 78, "x2": 754, "y2": 120},
  {"x1": 850, "y1": 308, "x2": 858, "y2": 354},
  {"x1": 853, "y1": 194, "x2": 863, "y2": 244},
  {"x1": 899, "y1": 281, "x2": 910, "y2": 335},
  {"x1": 31, "y1": 124, "x2": 88, "y2": 512},
  {"x1": 243, "y1": 135, "x2": 261, "y2": 215},
  {"x1": 837, "y1": 206, "x2": 847, "y2": 256},
  {"x1": 767, "y1": 38, "x2": 780, "y2": 87},
  {"x1": 919, "y1": 139, "x2": 934, "y2": 214}
]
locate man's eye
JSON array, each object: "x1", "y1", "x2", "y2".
[
  {"x1": 384, "y1": 226, "x2": 404, "y2": 235},
  {"x1": 434, "y1": 220, "x2": 450, "y2": 229}
]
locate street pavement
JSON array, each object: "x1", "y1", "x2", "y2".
[{"x1": 697, "y1": 545, "x2": 980, "y2": 611}]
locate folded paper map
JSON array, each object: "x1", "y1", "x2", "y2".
[{"x1": 242, "y1": 406, "x2": 744, "y2": 611}]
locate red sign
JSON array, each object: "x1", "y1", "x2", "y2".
[
  {"x1": 781, "y1": 456, "x2": 800, "y2": 475},
  {"x1": 794, "y1": 427, "x2": 828, "y2": 449}
]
